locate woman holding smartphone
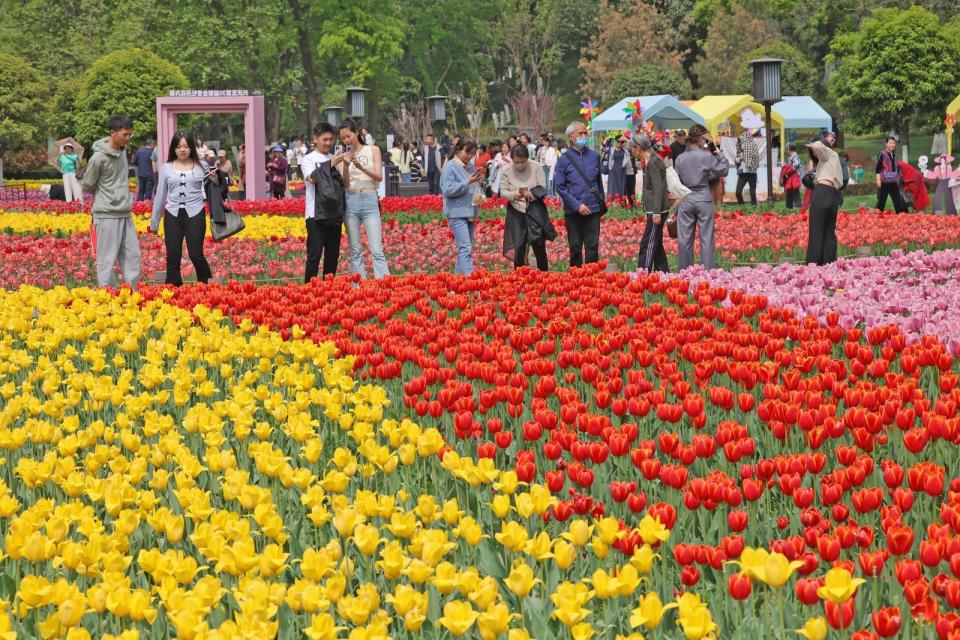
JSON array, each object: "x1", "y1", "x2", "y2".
[
  {"x1": 335, "y1": 119, "x2": 389, "y2": 279},
  {"x1": 440, "y1": 137, "x2": 483, "y2": 275},
  {"x1": 149, "y1": 131, "x2": 214, "y2": 286}
]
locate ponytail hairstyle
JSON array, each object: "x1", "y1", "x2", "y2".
[
  {"x1": 338, "y1": 118, "x2": 364, "y2": 146},
  {"x1": 686, "y1": 124, "x2": 709, "y2": 149}
]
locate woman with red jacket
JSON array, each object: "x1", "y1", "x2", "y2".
[{"x1": 898, "y1": 161, "x2": 931, "y2": 212}]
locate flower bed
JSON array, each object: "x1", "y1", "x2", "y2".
[
  {"x1": 3, "y1": 210, "x2": 960, "y2": 291},
  {"x1": 140, "y1": 265, "x2": 957, "y2": 638},
  {"x1": 1, "y1": 266, "x2": 958, "y2": 637},
  {"x1": 677, "y1": 249, "x2": 960, "y2": 356}
]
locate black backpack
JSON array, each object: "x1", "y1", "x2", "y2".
[{"x1": 313, "y1": 162, "x2": 345, "y2": 220}]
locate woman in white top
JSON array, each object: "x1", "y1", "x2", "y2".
[
  {"x1": 149, "y1": 131, "x2": 214, "y2": 285},
  {"x1": 491, "y1": 142, "x2": 512, "y2": 195},
  {"x1": 334, "y1": 119, "x2": 389, "y2": 279}
]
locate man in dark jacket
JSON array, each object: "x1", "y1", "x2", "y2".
[
  {"x1": 554, "y1": 120, "x2": 605, "y2": 268},
  {"x1": 303, "y1": 122, "x2": 346, "y2": 281}
]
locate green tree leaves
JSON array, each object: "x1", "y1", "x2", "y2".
[
  {"x1": 607, "y1": 65, "x2": 693, "y2": 102},
  {"x1": 74, "y1": 48, "x2": 188, "y2": 148},
  {"x1": 828, "y1": 6, "x2": 960, "y2": 140}
]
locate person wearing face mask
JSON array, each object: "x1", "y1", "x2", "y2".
[
  {"x1": 500, "y1": 144, "x2": 555, "y2": 271},
  {"x1": 440, "y1": 137, "x2": 484, "y2": 275},
  {"x1": 804, "y1": 131, "x2": 844, "y2": 265},
  {"x1": 554, "y1": 121, "x2": 605, "y2": 268}
]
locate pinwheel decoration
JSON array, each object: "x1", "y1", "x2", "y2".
[
  {"x1": 623, "y1": 99, "x2": 643, "y2": 125},
  {"x1": 579, "y1": 99, "x2": 600, "y2": 124}
]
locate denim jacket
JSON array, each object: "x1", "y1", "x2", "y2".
[{"x1": 441, "y1": 157, "x2": 478, "y2": 219}]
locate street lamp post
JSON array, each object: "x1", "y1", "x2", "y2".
[
  {"x1": 750, "y1": 57, "x2": 784, "y2": 203},
  {"x1": 346, "y1": 87, "x2": 369, "y2": 120},
  {"x1": 324, "y1": 105, "x2": 344, "y2": 127},
  {"x1": 427, "y1": 95, "x2": 447, "y2": 138}
]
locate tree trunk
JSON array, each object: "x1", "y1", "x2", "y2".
[
  {"x1": 287, "y1": 0, "x2": 319, "y2": 132},
  {"x1": 0, "y1": 154, "x2": 5, "y2": 188},
  {"x1": 901, "y1": 119, "x2": 910, "y2": 162}
]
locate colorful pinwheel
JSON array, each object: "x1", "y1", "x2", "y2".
[
  {"x1": 623, "y1": 99, "x2": 643, "y2": 125},
  {"x1": 579, "y1": 99, "x2": 600, "y2": 123}
]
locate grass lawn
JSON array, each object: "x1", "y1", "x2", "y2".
[{"x1": 843, "y1": 131, "x2": 938, "y2": 163}]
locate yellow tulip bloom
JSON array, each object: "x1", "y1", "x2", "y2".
[
  {"x1": 595, "y1": 517, "x2": 622, "y2": 544},
  {"x1": 506, "y1": 561, "x2": 541, "y2": 597},
  {"x1": 796, "y1": 616, "x2": 827, "y2": 640},
  {"x1": 304, "y1": 612, "x2": 343, "y2": 640},
  {"x1": 478, "y1": 602, "x2": 516, "y2": 640},
  {"x1": 677, "y1": 603, "x2": 718, "y2": 640},
  {"x1": 817, "y1": 567, "x2": 865, "y2": 604},
  {"x1": 524, "y1": 531, "x2": 555, "y2": 561},
  {"x1": 437, "y1": 600, "x2": 479, "y2": 636},
  {"x1": 630, "y1": 592, "x2": 676, "y2": 630},
  {"x1": 495, "y1": 521, "x2": 530, "y2": 553},
  {"x1": 553, "y1": 540, "x2": 577, "y2": 570},
  {"x1": 637, "y1": 515, "x2": 670, "y2": 546},
  {"x1": 588, "y1": 568, "x2": 621, "y2": 599},
  {"x1": 562, "y1": 520, "x2": 594, "y2": 547},
  {"x1": 571, "y1": 622, "x2": 595, "y2": 640}
]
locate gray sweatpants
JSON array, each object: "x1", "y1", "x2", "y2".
[
  {"x1": 677, "y1": 199, "x2": 716, "y2": 271},
  {"x1": 93, "y1": 216, "x2": 142, "y2": 289}
]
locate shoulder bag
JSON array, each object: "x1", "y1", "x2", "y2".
[
  {"x1": 205, "y1": 175, "x2": 246, "y2": 242},
  {"x1": 566, "y1": 153, "x2": 608, "y2": 215}
]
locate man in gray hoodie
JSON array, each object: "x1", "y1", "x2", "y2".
[{"x1": 81, "y1": 115, "x2": 142, "y2": 289}]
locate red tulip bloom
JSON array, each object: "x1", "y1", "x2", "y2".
[
  {"x1": 825, "y1": 599, "x2": 856, "y2": 630},
  {"x1": 886, "y1": 525, "x2": 915, "y2": 556},
  {"x1": 728, "y1": 571, "x2": 752, "y2": 600},
  {"x1": 871, "y1": 606, "x2": 902, "y2": 637}
]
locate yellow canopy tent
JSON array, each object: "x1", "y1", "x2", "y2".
[
  {"x1": 689, "y1": 95, "x2": 787, "y2": 161},
  {"x1": 946, "y1": 95, "x2": 960, "y2": 156}
]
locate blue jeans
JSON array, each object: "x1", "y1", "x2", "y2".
[
  {"x1": 447, "y1": 216, "x2": 475, "y2": 275},
  {"x1": 401, "y1": 173, "x2": 411, "y2": 183},
  {"x1": 345, "y1": 191, "x2": 390, "y2": 279}
]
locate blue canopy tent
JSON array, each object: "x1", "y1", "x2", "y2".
[
  {"x1": 772, "y1": 96, "x2": 832, "y2": 130},
  {"x1": 591, "y1": 95, "x2": 704, "y2": 132},
  {"x1": 772, "y1": 96, "x2": 832, "y2": 160}
]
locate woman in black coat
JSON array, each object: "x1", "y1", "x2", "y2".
[{"x1": 630, "y1": 135, "x2": 670, "y2": 272}]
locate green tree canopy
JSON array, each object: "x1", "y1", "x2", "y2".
[
  {"x1": 74, "y1": 48, "x2": 189, "y2": 149},
  {"x1": 0, "y1": 52, "x2": 50, "y2": 183},
  {"x1": 692, "y1": 3, "x2": 778, "y2": 95},
  {"x1": 828, "y1": 6, "x2": 960, "y2": 147},
  {"x1": 607, "y1": 64, "x2": 693, "y2": 102},
  {"x1": 734, "y1": 42, "x2": 818, "y2": 96}
]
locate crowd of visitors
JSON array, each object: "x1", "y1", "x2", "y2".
[{"x1": 63, "y1": 108, "x2": 955, "y2": 291}]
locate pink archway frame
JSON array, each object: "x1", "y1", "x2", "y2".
[{"x1": 156, "y1": 95, "x2": 266, "y2": 200}]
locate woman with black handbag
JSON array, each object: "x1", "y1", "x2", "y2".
[
  {"x1": 149, "y1": 131, "x2": 213, "y2": 285},
  {"x1": 499, "y1": 144, "x2": 555, "y2": 271}
]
